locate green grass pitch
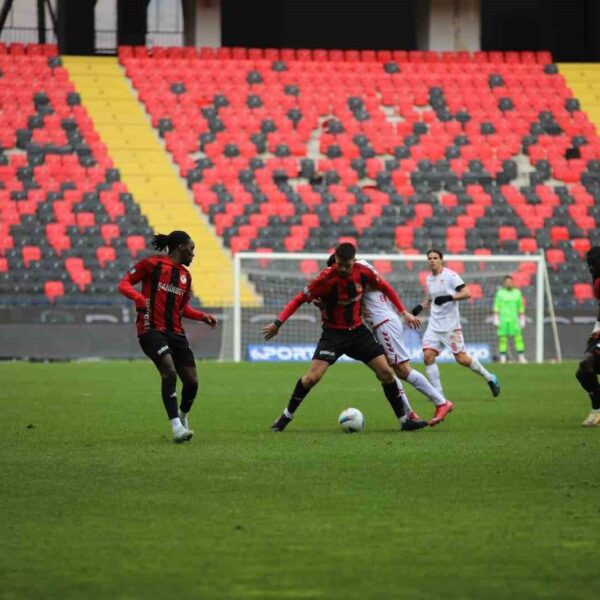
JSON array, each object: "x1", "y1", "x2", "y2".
[{"x1": 1, "y1": 360, "x2": 599, "y2": 600}]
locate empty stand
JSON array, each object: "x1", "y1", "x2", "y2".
[
  {"x1": 118, "y1": 47, "x2": 600, "y2": 308},
  {"x1": 0, "y1": 43, "x2": 156, "y2": 305},
  {"x1": 2, "y1": 45, "x2": 599, "y2": 310}
]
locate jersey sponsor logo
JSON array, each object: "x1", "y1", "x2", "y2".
[
  {"x1": 180, "y1": 274, "x2": 187, "y2": 285},
  {"x1": 158, "y1": 281, "x2": 184, "y2": 296}
]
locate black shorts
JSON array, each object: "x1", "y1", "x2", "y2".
[
  {"x1": 313, "y1": 324, "x2": 385, "y2": 365},
  {"x1": 139, "y1": 329, "x2": 195, "y2": 369}
]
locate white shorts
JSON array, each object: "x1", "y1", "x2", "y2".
[
  {"x1": 372, "y1": 318, "x2": 411, "y2": 365},
  {"x1": 422, "y1": 327, "x2": 465, "y2": 355}
]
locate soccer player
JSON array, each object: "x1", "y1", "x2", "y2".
[
  {"x1": 262, "y1": 242, "x2": 429, "y2": 432},
  {"x1": 413, "y1": 248, "x2": 500, "y2": 399},
  {"x1": 118, "y1": 230, "x2": 217, "y2": 443},
  {"x1": 493, "y1": 275, "x2": 527, "y2": 364},
  {"x1": 325, "y1": 254, "x2": 453, "y2": 426},
  {"x1": 576, "y1": 246, "x2": 600, "y2": 427}
]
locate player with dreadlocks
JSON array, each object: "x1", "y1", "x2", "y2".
[
  {"x1": 118, "y1": 230, "x2": 217, "y2": 442},
  {"x1": 576, "y1": 246, "x2": 600, "y2": 427}
]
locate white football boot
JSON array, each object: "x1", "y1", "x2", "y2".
[
  {"x1": 582, "y1": 410, "x2": 600, "y2": 428},
  {"x1": 173, "y1": 425, "x2": 194, "y2": 443}
]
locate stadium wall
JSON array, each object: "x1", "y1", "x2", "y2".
[
  {"x1": 0, "y1": 305, "x2": 224, "y2": 360},
  {"x1": 0, "y1": 307, "x2": 590, "y2": 361}
]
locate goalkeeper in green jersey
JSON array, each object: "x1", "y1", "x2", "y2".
[{"x1": 493, "y1": 276, "x2": 527, "y2": 363}]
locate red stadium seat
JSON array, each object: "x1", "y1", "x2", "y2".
[
  {"x1": 44, "y1": 281, "x2": 64, "y2": 302},
  {"x1": 511, "y1": 271, "x2": 531, "y2": 287},
  {"x1": 373, "y1": 259, "x2": 392, "y2": 275},
  {"x1": 97, "y1": 246, "x2": 117, "y2": 268},
  {"x1": 447, "y1": 236, "x2": 466, "y2": 253},
  {"x1": 126, "y1": 235, "x2": 147, "y2": 257},
  {"x1": 446, "y1": 261, "x2": 465, "y2": 274},
  {"x1": 546, "y1": 249, "x2": 565, "y2": 269},
  {"x1": 395, "y1": 226, "x2": 414, "y2": 249},
  {"x1": 65, "y1": 257, "x2": 84, "y2": 274},
  {"x1": 300, "y1": 259, "x2": 319, "y2": 277},
  {"x1": 572, "y1": 238, "x2": 591, "y2": 258},
  {"x1": 550, "y1": 226, "x2": 569, "y2": 245},
  {"x1": 101, "y1": 224, "x2": 120, "y2": 245},
  {"x1": 71, "y1": 269, "x2": 92, "y2": 291},
  {"x1": 498, "y1": 226, "x2": 517, "y2": 242},
  {"x1": 573, "y1": 283, "x2": 594, "y2": 303},
  {"x1": 518, "y1": 238, "x2": 538, "y2": 253},
  {"x1": 22, "y1": 245, "x2": 41, "y2": 267},
  {"x1": 76, "y1": 212, "x2": 95, "y2": 230},
  {"x1": 468, "y1": 283, "x2": 483, "y2": 301},
  {"x1": 230, "y1": 236, "x2": 251, "y2": 254}
]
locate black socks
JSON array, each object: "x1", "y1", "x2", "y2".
[
  {"x1": 287, "y1": 378, "x2": 310, "y2": 414},
  {"x1": 161, "y1": 376, "x2": 178, "y2": 419},
  {"x1": 382, "y1": 381, "x2": 405, "y2": 419}
]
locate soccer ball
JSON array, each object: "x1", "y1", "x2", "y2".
[{"x1": 338, "y1": 408, "x2": 365, "y2": 433}]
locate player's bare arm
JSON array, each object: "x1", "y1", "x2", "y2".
[
  {"x1": 182, "y1": 305, "x2": 218, "y2": 328},
  {"x1": 262, "y1": 321, "x2": 281, "y2": 340},
  {"x1": 263, "y1": 290, "x2": 309, "y2": 340}
]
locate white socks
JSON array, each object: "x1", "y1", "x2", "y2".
[
  {"x1": 469, "y1": 357, "x2": 493, "y2": 382},
  {"x1": 425, "y1": 363, "x2": 444, "y2": 396},
  {"x1": 170, "y1": 417, "x2": 183, "y2": 433},
  {"x1": 407, "y1": 369, "x2": 446, "y2": 406},
  {"x1": 395, "y1": 377, "x2": 413, "y2": 415}
]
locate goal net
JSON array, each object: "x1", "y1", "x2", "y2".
[{"x1": 228, "y1": 252, "x2": 560, "y2": 364}]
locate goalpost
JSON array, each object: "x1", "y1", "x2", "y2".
[{"x1": 230, "y1": 252, "x2": 561, "y2": 364}]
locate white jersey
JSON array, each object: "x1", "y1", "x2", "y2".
[
  {"x1": 356, "y1": 260, "x2": 401, "y2": 327},
  {"x1": 426, "y1": 267, "x2": 465, "y2": 332}
]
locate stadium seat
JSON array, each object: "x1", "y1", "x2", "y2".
[
  {"x1": 572, "y1": 238, "x2": 591, "y2": 258},
  {"x1": 546, "y1": 249, "x2": 565, "y2": 269},
  {"x1": 469, "y1": 283, "x2": 483, "y2": 301},
  {"x1": 44, "y1": 280, "x2": 64, "y2": 302},
  {"x1": 126, "y1": 235, "x2": 146, "y2": 257},
  {"x1": 573, "y1": 283, "x2": 594, "y2": 303},
  {"x1": 300, "y1": 259, "x2": 319, "y2": 277},
  {"x1": 373, "y1": 259, "x2": 392, "y2": 275},
  {"x1": 97, "y1": 246, "x2": 117, "y2": 268},
  {"x1": 22, "y1": 246, "x2": 41, "y2": 268}
]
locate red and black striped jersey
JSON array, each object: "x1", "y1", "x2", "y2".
[
  {"x1": 120, "y1": 255, "x2": 192, "y2": 336},
  {"x1": 277, "y1": 262, "x2": 406, "y2": 330}
]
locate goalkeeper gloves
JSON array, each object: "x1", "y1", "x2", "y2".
[
  {"x1": 434, "y1": 295, "x2": 454, "y2": 306},
  {"x1": 519, "y1": 314, "x2": 526, "y2": 328},
  {"x1": 493, "y1": 314, "x2": 500, "y2": 327},
  {"x1": 411, "y1": 304, "x2": 423, "y2": 316}
]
